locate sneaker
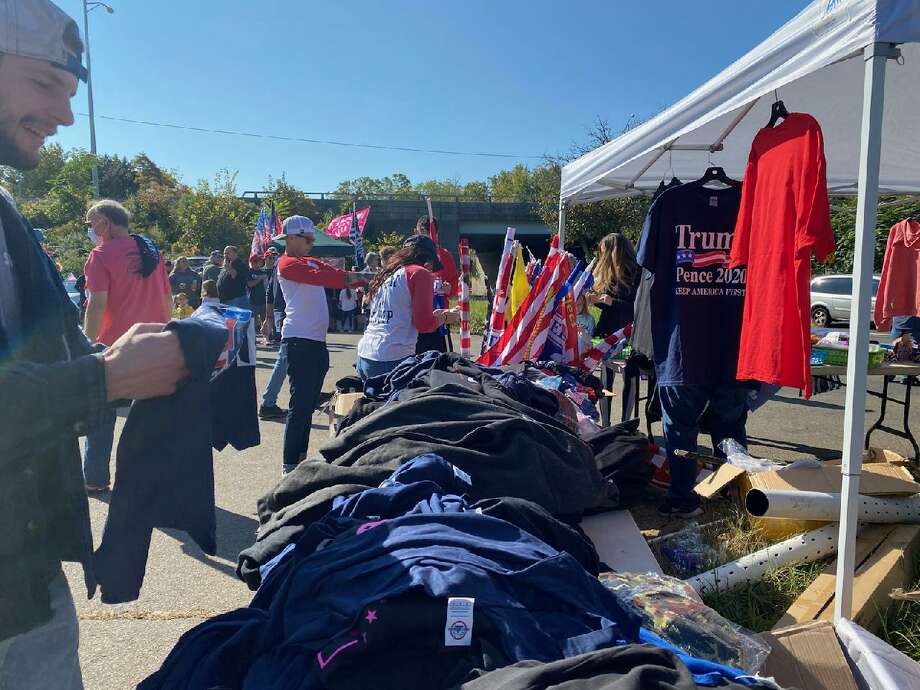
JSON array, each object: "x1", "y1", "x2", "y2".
[
  {"x1": 281, "y1": 464, "x2": 297, "y2": 477},
  {"x1": 259, "y1": 404, "x2": 287, "y2": 419},
  {"x1": 657, "y1": 500, "x2": 704, "y2": 519}
]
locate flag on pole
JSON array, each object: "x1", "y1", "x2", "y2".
[
  {"x1": 479, "y1": 236, "x2": 568, "y2": 367},
  {"x1": 508, "y1": 242, "x2": 529, "y2": 322},
  {"x1": 458, "y1": 239, "x2": 471, "y2": 357},
  {"x1": 269, "y1": 201, "x2": 282, "y2": 237},
  {"x1": 483, "y1": 227, "x2": 516, "y2": 349},
  {"x1": 325, "y1": 207, "x2": 370, "y2": 238},
  {"x1": 350, "y1": 200, "x2": 365, "y2": 270},
  {"x1": 570, "y1": 258, "x2": 596, "y2": 304},
  {"x1": 561, "y1": 293, "x2": 581, "y2": 364},
  {"x1": 250, "y1": 207, "x2": 272, "y2": 259},
  {"x1": 580, "y1": 323, "x2": 634, "y2": 372},
  {"x1": 525, "y1": 247, "x2": 541, "y2": 285},
  {"x1": 537, "y1": 260, "x2": 584, "y2": 363}
]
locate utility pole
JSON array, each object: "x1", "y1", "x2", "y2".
[{"x1": 82, "y1": 1, "x2": 114, "y2": 198}]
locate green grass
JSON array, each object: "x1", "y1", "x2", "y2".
[{"x1": 696, "y1": 512, "x2": 920, "y2": 656}]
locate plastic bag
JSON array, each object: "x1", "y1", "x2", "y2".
[
  {"x1": 599, "y1": 571, "x2": 771, "y2": 674},
  {"x1": 191, "y1": 303, "x2": 251, "y2": 380},
  {"x1": 717, "y1": 439, "x2": 782, "y2": 473},
  {"x1": 653, "y1": 521, "x2": 726, "y2": 578}
]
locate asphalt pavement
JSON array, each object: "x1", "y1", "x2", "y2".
[{"x1": 65, "y1": 331, "x2": 919, "y2": 689}]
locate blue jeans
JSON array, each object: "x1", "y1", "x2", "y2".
[
  {"x1": 659, "y1": 383, "x2": 749, "y2": 509},
  {"x1": 356, "y1": 356, "x2": 402, "y2": 382},
  {"x1": 261, "y1": 342, "x2": 288, "y2": 407},
  {"x1": 82, "y1": 406, "x2": 117, "y2": 487},
  {"x1": 891, "y1": 315, "x2": 920, "y2": 341},
  {"x1": 0, "y1": 571, "x2": 82, "y2": 689},
  {"x1": 340, "y1": 309, "x2": 356, "y2": 332},
  {"x1": 283, "y1": 338, "x2": 329, "y2": 470}
]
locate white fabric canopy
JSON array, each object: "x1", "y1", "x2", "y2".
[
  {"x1": 561, "y1": 0, "x2": 920, "y2": 204},
  {"x1": 559, "y1": 0, "x2": 920, "y2": 624}
]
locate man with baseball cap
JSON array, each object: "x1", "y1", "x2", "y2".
[
  {"x1": 274, "y1": 215, "x2": 367, "y2": 474},
  {"x1": 0, "y1": 2, "x2": 187, "y2": 687},
  {"x1": 202, "y1": 249, "x2": 224, "y2": 284}
]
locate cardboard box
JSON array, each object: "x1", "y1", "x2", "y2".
[
  {"x1": 761, "y1": 621, "x2": 859, "y2": 690},
  {"x1": 327, "y1": 391, "x2": 364, "y2": 437},
  {"x1": 693, "y1": 449, "x2": 919, "y2": 540}
]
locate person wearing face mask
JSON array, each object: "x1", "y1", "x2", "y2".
[{"x1": 82, "y1": 200, "x2": 172, "y2": 492}]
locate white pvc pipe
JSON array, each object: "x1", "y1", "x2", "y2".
[
  {"x1": 747, "y1": 489, "x2": 920, "y2": 524},
  {"x1": 687, "y1": 524, "x2": 840, "y2": 593},
  {"x1": 835, "y1": 42, "x2": 895, "y2": 624},
  {"x1": 557, "y1": 198, "x2": 567, "y2": 248}
]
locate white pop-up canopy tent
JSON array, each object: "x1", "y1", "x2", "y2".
[{"x1": 560, "y1": 0, "x2": 920, "y2": 622}]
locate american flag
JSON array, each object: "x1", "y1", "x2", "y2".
[
  {"x1": 580, "y1": 323, "x2": 633, "y2": 372},
  {"x1": 250, "y1": 208, "x2": 272, "y2": 259},
  {"x1": 676, "y1": 249, "x2": 727, "y2": 268},
  {"x1": 350, "y1": 200, "x2": 365, "y2": 270}
]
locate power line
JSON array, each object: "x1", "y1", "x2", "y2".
[{"x1": 74, "y1": 112, "x2": 544, "y2": 160}]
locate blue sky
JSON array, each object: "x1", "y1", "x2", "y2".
[{"x1": 53, "y1": 0, "x2": 807, "y2": 194}]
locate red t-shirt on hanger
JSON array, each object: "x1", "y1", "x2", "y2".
[{"x1": 729, "y1": 112, "x2": 835, "y2": 398}]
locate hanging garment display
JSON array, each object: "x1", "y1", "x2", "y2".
[
  {"x1": 636, "y1": 180, "x2": 745, "y2": 386},
  {"x1": 729, "y1": 112, "x2": 834, "y2": 398},
  {"x1": 874, "y1": 217, "x2": 920, "y2": 331}
]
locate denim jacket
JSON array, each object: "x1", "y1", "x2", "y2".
[{"x1": 0, "y1": 188, "x2": 108, "y2": 641}]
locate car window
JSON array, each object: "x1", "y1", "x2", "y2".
[
  {"x1": 872, "y1": 278, "x2": 880, "y2": 296},
  {"x1": 816, "y1": 277, "x2": 852, "y2": 295}
]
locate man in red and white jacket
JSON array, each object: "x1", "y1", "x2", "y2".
[{"x1": 274, "y1": 215, "x2": 367, "y2": 474}]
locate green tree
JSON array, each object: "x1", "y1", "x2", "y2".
[
  {"x1": 334, "y1": 173, "x2": 414, "y2": 198},
  {"x1": 263, "y1": 175, "x2": 317, "y2": 219},
  {"x1": 174, "y1": 170, "x2": 257, "y2": 255},
  {"x1": 97, "y1": 154, "x2": 138, "y2": 199},
  {"x1": 462, "y1": 180, "x2": 489, "y2": 200},
  {"x1": 489, "y1": 164, "x2": 537, "y2": 201},
  {"x1": 536, "y1": 117, "x2": 651, "y2": 252}
]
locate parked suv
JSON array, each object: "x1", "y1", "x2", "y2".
[{"x1": 810, "y1": 274, "x2": 880, "y2": 327}]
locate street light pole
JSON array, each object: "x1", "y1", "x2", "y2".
[{"x1": 82, "y1": 1, "x2": 113, "y2": 199}]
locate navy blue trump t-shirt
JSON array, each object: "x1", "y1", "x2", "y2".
[{"x1": 636, "y1": 183, "x2": 745, "y2": 386}]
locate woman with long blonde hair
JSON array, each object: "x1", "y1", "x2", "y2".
[{"x1": 588, "y1": 232, "x2": 640, "y2": 338}]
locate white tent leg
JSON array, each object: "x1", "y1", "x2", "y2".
[
  {"x1": 558, "y1": 198, "x2": 567, "y2": 248},
  {"x1": 833, "y1": 42, "x2": 899, "y2": 623}
]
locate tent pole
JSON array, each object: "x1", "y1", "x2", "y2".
[
  {"x1": 833, "y1": 41, "x2": 899, "y2": 624},
  {"x1": 558, "y1": 197, "x2": 567, "y2": 248}
]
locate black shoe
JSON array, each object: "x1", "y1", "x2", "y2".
[
  {"x1": 657, "y1": 500, "x2": 704, "y2": 519},
  {"x1": 259, "y1": 404, "x2": 287, "y2": 419}
]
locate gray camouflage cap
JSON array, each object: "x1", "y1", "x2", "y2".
[{"x1": 0, "y1": 0, "x2": 87, "y2": 81}]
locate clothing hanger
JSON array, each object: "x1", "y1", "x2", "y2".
[
  {"x1": 695, "y1": 165, "x2": 741, "y2": 188},
  {"x1": 767, "y1": 90, "x2": 790, "y2": 128}
]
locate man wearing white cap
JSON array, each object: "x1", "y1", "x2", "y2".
[
  {"x1": 275, "y1": 216, "x2": 367, "y2": 474},
  {"x1": 0, "y1": 2, "x2": 187, "y2": 687}
]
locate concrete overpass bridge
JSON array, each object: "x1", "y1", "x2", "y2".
[{"x1": 242, "y1": 191, "x2": 553, "y2": 279}]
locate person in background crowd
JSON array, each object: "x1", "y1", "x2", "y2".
[
  {"x1": 217, "y1": 245, "x2": 250, "y2": 309},
  {"x1": 274, "y1": 216, "x2": 367, "y2": 474},
  {"x1": 260, "y1": 253, "x2": 289, "y2": 419},
  {"x1": 82, "y1": 199, "x2": 173, "y2": 493},
  {"x1": 413, "y1": 215, "x2": 459, "y2": 354},
  {"x1": 169, "y1": 256, "x2": 200, "y2": 308},
  {"x1": 587, "y1": 232, "x2": 641, "y2": 422},
  {"x1": 357, "y1": 235, "x2": 460, "y2": 381},
  {"x1": 0, "y1": 5, "x2": 184, "y2": 687},
  {"x1": 202, "y1": 249, "x2": 223, "y2": 283},
  {"x1": 263, "y1": 248, "x2": 282, "y2": 344},
  {"x1": 575, "y1": 293, "x2": 596, "y2": 355},
  {"x1": 163, "y1": 258, "x2": 173, "y2": 275},
  {"x1": 247, "y1": 254, "x2": 269, "y2": 334},
  {"x1": 201, "y1": 279, "x2": 220, "y2": 305},
  {"x1": 75, "y1": 272, "x2": 87, "y2": 319},
  {"x1": 379, "y1": 245, "x2": 397, "y2": 267},
  {"x1": 364, "y1": 251, "x2": 382, "y2": 273},
  {"x1": 172, "y1": 292, "x2": 193, "y2": 319},
  {"x1": 338, "y1": 286, "x2": 358, "y2": 332}
]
